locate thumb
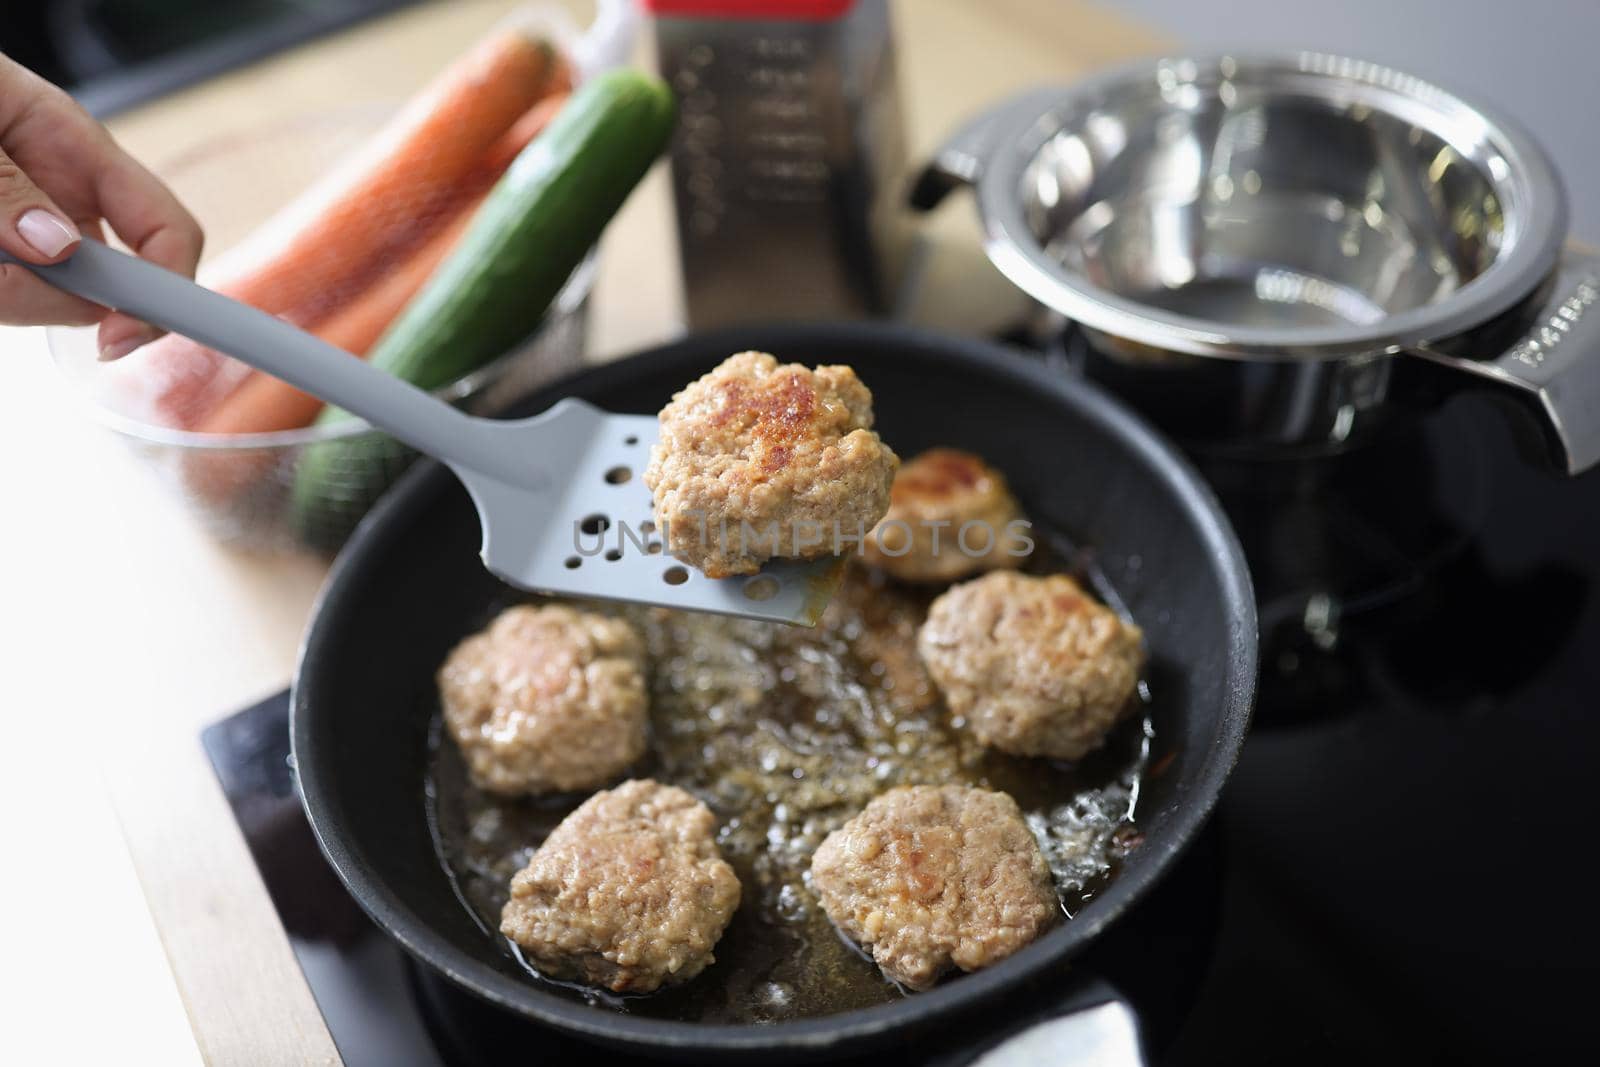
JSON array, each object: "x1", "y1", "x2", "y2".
[{"x1": 0, "y1": 146, "x2": 81, "y2": 263}]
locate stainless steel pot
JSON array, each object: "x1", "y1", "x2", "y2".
[{"x1": 913, "y1": 53, "x2": 1600, "y2": 473}]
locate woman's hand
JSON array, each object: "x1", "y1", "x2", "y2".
[{"x1": 0, "y1": 54, "x2": 203, "y2": 360}]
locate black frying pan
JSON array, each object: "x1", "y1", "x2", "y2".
[{"x1": 292, "y1": 322, "x2": 1257, "y2": 1061}]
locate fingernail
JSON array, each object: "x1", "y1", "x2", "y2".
[
  {"x1": 17, "y1": 209, "x2": 79, "y2": 258},
  {"x1": 98, "y1": 331, "x2": 157, "y2": 363}
]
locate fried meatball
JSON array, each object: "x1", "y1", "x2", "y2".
[
  {"x1": 918, "y1": 572, "x2": 1144, "y2": 760},
  {"x1": 439, "y1": 605, "x2": 648, "y2": 795},
  {"x1": 643, "y1": 351, "x2": 900, "y2": 578},
  {"x1": 862, "y1": 448, "x2": 1030, "y2": 583},
  {"x1": 500, "y1": 780, "x2": 742, "y2": 993},
  {"x1": 810, "y1": 785, "x2": 1058, "y2": 991}
]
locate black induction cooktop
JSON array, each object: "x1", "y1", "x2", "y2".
[{"x1": 203, "y1": 388, "x2": 1599, "y2": 1065}]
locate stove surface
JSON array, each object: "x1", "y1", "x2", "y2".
[{"x1": 204, "y1": 390, "x2": 1599, "y2": 1065}]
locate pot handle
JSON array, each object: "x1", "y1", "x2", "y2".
[
  {"x1": 909, "y1": 88, "x2": 1066, "y2": 211},
  {"x1": 1407, "y1": 241, "x2": 1600, "y2": 475}
]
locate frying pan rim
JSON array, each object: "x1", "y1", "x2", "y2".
[{"x1": 291, "y1": 321, "x2": 1257, "y2": 1054}]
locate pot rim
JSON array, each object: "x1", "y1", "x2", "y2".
[{"x1": 976, "y1": 51, "x2": 1569, "y2": 362}]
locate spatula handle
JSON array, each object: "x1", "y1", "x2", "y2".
[{"x1": 3, "y1": 238, "x2": 524, "y2": 481}]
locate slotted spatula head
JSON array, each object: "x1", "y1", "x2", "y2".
[{"x1": 456, "y1": 399, "x2": 847, "y2": 625}]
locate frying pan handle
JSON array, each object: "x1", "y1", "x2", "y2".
[
  {"x1": 1, "y1": 238, "x2": 531, "y2": 484},
  {"x1": 909, "y1": 87, "x2": 1066, "y2": 211},
  {"x1": 1406, "y1": 241, "x2": 1600, "y2": 476}
]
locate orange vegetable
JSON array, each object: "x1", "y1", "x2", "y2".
[
  {"x1": 193, "y1": 92, "x2": 572, "y2": 439},
  {"x1": 178, "y1": 209, "x2": 481, "y2": 503},
  {"x1": 209, "y1": 27, "x2": 561, "y2": 318},
  {"x1": 180, "y1": 90, "x2": 574, "y2": 502},
  {"x1": 484, "y1": 91, "x2": 571, "y2": 172},
  {"x1": 194, "y1": 208, "x2": 479, "y2": 441},
  {"x1": 127, "y1": 28, "x2": 565, "y2": 429}
]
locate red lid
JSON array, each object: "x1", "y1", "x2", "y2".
[{"x1": 643, "y1": 0, "x2": 854, "y2": 19}]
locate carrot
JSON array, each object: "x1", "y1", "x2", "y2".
[
  {"x1": 208, "y1": 27, "x2": 561, "y2": 319},
  {"x1": 104, "y1": 334, "x2": 254, "y2": 430},
  {"x1": 200, "y1": 209, "x2": 480, "y2": 436},
  {"x1": 177, "y1": 209, "x2": 479, "y2": 502},
  {"x1": 180, "y1": 89, "x2": 574, "y2": 502},
  {"x1": 179, "y1": 214, "x2": 473, "y2": 508},
  {"x1": 128, "y1": 28, "x2": 565, "y2": 429},
  {"x1": 483, "y1": 91, "x2": 571, "y2": 172},
  {"x1": 192, "y1": 93, "x2": 572, "y2": 438}
]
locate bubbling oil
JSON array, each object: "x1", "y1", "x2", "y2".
[{"x1": 427, "y1": 537, "x2": 1151, "y2": 1023}]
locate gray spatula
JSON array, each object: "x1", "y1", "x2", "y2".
[{"x1": 5, "y1": 239, "x2": 841, "y2": 624}]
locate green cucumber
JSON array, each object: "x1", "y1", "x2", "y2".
[{"x1": 291, "y1": 69, "x2": 676, "y2": 548}]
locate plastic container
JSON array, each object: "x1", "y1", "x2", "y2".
[{"x1": 48, "y1": 100, "x2": 593, "y2": 551}]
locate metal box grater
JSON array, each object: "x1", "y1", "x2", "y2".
[{"x1": 648, "y1": 0, "x2": 910, "y2": 328}]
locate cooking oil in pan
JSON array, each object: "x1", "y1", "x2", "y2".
[{"x1": 426, "y1": 522, "x2": 1153, "y2": 1023}]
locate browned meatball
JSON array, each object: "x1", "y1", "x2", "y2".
[
  {"x1": 810, "y1": 785, "x2": 1058, "y2": 990},
  {"x1": 643, "y1": 351, "x2": 899, "y2": 578},
  {"x1": 500, "y1": 780, "x2": 742, "y2": 993},
  {"x1": 438, "y1": 605, "x2": 648, "y2": 795},
  {"x1": 918, "y1": 572, "x2": 1144, "y2": 760},
  {"x1": 862, "y1": 448, "x2": 1031, "y2": 583}
]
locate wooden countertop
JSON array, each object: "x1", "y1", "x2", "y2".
[{"x1": 0, "y1": 2, "x2": 1163, "y2": 1062}]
